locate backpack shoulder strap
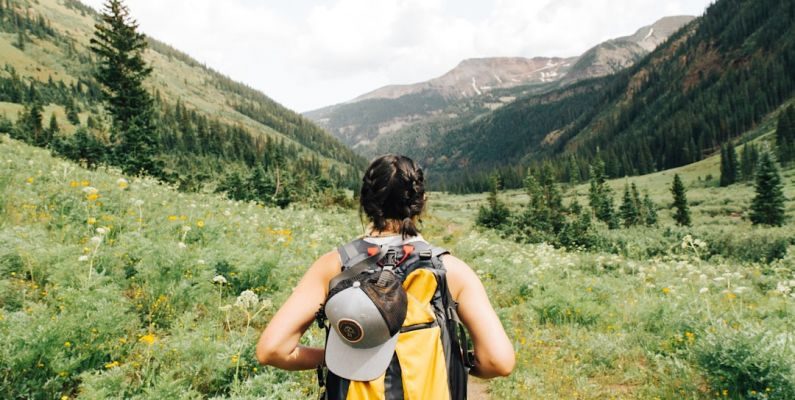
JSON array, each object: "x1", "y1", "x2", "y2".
[{"x1": 329, "y1": 239, "x2": 388, "y2": 289}]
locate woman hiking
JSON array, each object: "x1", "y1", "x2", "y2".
[{"x1": 256, "y1": 154, "x2": 514, "y2": 399}]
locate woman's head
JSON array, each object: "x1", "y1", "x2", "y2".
[{"x1": 360, "y1": 154, "x2": 426, "y2": 238}]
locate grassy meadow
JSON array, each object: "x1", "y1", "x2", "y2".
[{"x1": 2, "y1": 133, "x2": 795, "y2": 399}]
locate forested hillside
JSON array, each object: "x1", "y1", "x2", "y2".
[
  {"x1": 396, "y1": 0, "x2": 795, "y2": 193},
  {"x1": 306, "y1": 17, "x2": 692, "y2": 158},
  {"x1": 0, "y1": 0, "x2": 365, "y2": 204}
]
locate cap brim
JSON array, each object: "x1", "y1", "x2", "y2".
[{"x1": 325, "y1": 329, "x2": 399, "y2": 381}]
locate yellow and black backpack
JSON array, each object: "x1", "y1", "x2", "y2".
[{"x1": 316, "y1": 237, "x2": 474, "y2": 400}]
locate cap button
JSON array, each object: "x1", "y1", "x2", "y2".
[{"x1": 352, "y1": 281, "x2": 361, "y2": 288}]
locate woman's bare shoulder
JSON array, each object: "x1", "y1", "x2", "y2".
[{"x1": 439, "y1": 254, "x2": 478, "y2": 299}]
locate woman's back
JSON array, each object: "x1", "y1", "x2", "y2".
[{"x1": 255, "y1": 155, "x2": 514, "y2": 399}]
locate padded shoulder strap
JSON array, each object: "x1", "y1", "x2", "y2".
[
  {"x1": 432, "y1": 246, "x2": 450, "y2": 258},
  {"x1": 329, "y1": 239, "x2": 389, "y2": 290}
]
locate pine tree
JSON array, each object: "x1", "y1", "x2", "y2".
[
  {"x1": 14, "y1": 102, "x2": 43, "y2": 144},
  {"x1": 476, "y1": 174, "x2": 510, "y2": 229},
  {"x1": 90, "y1": 0, "x2": 159, "y2": 176},
  {"x1": 671, "y1": 174, "x2": 691, "y2": 226},
  {"x1": 14, "y1": 30, "x2": 24, "y2": 51},
  {"x1": 750, "y1": 151, "x2": 787, "y2": 226},
  {"x1": 642, "y1": 192, "x2": 658, "y2": 226},
  {"x1": 776, "y1": 106, "x2": 795, "y2": 165},
  {"x1": 588, "y1": 159, "x2": 618, "y2": 229},
  {"x1": 720, "y1": 142, "x2": 739, "y2": 186},
  {"x1": 620, "y1": 183, "x2": 640, "y2": 227},
  {"x1": 65, "y1": 98, "x2": 80, "y2": 126},
  {"x1": 43, "y1": 113, "x2": 58, "y2": 145}
]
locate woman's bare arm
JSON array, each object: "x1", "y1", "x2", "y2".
[
  {"x1": 443, "y1": 254, "x2": 515, "y2": 378},
  {"x1": 255, "y1": 250, "x2": 339, "y2": 370}
]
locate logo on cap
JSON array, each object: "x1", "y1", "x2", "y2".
[{"x1": 337, "y1": 319, "x2": 364, "y2": 343}]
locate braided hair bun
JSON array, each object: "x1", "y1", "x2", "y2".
[{"x1": 360, "y1": 154, "x2": 425, "y2": 238}]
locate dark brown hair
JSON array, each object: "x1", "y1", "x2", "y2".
[{"x1": 360, "y1": 154, "x2": 425, "y2": 238}]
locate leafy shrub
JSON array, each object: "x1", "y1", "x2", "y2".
[{"x1": 693, "y1": 323, "x2": 795, "y2": 400}]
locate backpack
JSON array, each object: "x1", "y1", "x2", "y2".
[{"x1": 315, "y1": 237, "x2": 474, "y2": 400}]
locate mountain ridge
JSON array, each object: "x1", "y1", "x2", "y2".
[{"x1": 305, "y1": 15, "x2": 694, "y2": 153}]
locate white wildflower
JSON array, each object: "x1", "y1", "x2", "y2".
[
  {"x1": 218, "y1": 305, "x2": 233, "y2": 312},
  {"x1": 197, "y1": 259, "x2": 206, "y2": 265},
  {"x1": 776, "y1": 282, "x2": 792, "y2": 295},
  {"x1": 182, "y1": 225, "x2": 191, "y2": 232},
  {"x1": 89, "y1": 236, "x2": 102, "y2": 245},
  {"x1": 699, "y1": 287, "x2": 709, "y2": 294},
  {"x1": 83, "y1": 186, "x2": 99, "y2": 195},
  {"x1": 733, "y1": 286, "x2": 748, "y2": 294},
  {"x1": 213, "y1": 275, "x2": 228, "y2": 285},
  {"x1": 96, "y1": 227, "x2": 109, "y2": 235},
  {"x1": 133, "y1": 199, "x2": 144, "y2": 207},
  {"x1": 78, "y1": 255, "x2": 89, "y2": 262},
  {"x1": 177, "y1": 242, "x2": 187, "y2": 249},
  {"x1": 235, "y1": 290, "x2": 259, "y2": 309}
]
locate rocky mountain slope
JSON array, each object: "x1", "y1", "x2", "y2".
[
  {"x1": 386, "y1": 0, "x2": 795, "y2": 192},
  {"x1": 306, "y1": 16, "x2": 694, "y2": 152}
]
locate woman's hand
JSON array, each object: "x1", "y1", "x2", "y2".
[
  {"x1": 255, "y1": 250, "x2": 340, "y2": 370},
  {"x1": 442, "y1": 254, "x2": 515, "y2": 378}
]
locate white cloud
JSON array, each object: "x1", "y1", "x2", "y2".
[{"x1": 79, "y1": 0, "x2": 712, "y2": 112}]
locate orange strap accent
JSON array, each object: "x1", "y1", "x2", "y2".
[{"x1": 367, "y1": 246, "x2": 379, "y2": 256}]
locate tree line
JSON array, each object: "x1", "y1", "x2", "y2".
[{"x1": 0, "y1": 0, "x2": 362, "y2": 207}]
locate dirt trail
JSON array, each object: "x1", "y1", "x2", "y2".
[{"x1": 468, "y1": 378, "x2": 490, "y2": 400}]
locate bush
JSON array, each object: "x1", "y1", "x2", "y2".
[{"x1": 693, "y1": 323, "x2": 795, "y2": 400}]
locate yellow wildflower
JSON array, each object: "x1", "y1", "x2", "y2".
[
  {"x1": 81, "y1": 180, "x2": 90, "y2": 187},
  {"x1": 105, "y1": 361, "x2": 120, "y2": 369},
  {"x1": 662, "y1": 287, "x2": 671, "y2": 295},
  {"x1": 63, "y1": 341, "x2": 72, "y2": 348},
  {"x1": 87, "y1": 217, "x2": 97, "y2": 225},
  {"x1": 168, "y1": 215, "x2": 178, "y2": 221},
  {"x1": 116, "y1": 178, "x2": 129, "y2": 189},
  {"x1": 138, "y1": 334, "x2": 157, "y2": 345},
  {"x1": 196, "y1": 220, "x2": 205, "y2": 228},
  {"x1": 69, "y1": 180, "x2": 79, "y2": 187},
  {"x1": 26, "y1": 177, "x2": 34, "y2": 184}
]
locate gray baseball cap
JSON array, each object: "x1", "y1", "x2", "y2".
[{"x1": 324, "y1": 271, "x2": 407, "y2": 381}]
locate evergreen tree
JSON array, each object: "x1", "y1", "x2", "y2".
[
  {"x1": 476, "y1": 174, "x2": 510, "y2": 229},
  {"x1": 65, "y1": 98, "x2": 80, "y2": 126},
  {"x1": 44, "y1": 113, "x2": 58, "y2": 145},
  {"x1": 13, "y1": 102, "x2": 43, "y2": 144},
  {"x1": 720, "y1": 142, "x2": 739, "y2": 186},
  {"x1": 619, "y1": 183, "x2": 640, "y2": 227},
  {"x1": 90, "y1": 0, "x2": 159, "y2": 176},
  {"x1": 750, "y1": 151, "x2": 787, "y2": 226},
  {"x1": 776, "y1": 106, "x2": 795, "y2": 165},
  {"x1": 14, "y1": 30, "x2": 24, "y2": 51},
  {"x1": 671, "y1": 174, "x2": 691, "y2": 227},
  {"x1": 642, "y1": 192, "x2": 658, "y2": 226},
  {"x1": 588, "y1": 159, "x2": 618, "y2": 229}
]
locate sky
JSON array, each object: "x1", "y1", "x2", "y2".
[{"x1": 80, "y1": 0, "x2": 714, "y2": 113}]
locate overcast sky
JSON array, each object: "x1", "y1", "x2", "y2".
[{"x1": 80, "y1": 0, "x2": 714, "y2": 112}]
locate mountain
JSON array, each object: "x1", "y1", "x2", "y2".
[
  {"x1": 305, "y1": 16, "x2": 694, "y2": 153},
  {"x1": 562, "y1": 16, "x2": 694, "y2": 83},
  {"x1": 353, "y1": 57, "x2": 575, "y2": 102},
  {"x1": 389, "y1": 0, "x2": 795, "y2": 193},
  {"x1": 0, "y1": 0, "x2": 365, "y2": 199}
]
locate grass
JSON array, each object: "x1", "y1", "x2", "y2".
[{"x1": 2, "y1": 134, "x2": 795, "y2": 399}]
